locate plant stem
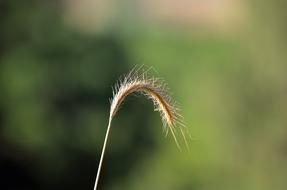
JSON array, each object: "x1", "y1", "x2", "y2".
[{"x1": 94, "y1": 117, "x2": 112, "y2": 190}]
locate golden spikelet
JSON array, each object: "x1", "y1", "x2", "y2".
[{"x1": 94, "y1": 67, "x2": 189, "y2": 190}]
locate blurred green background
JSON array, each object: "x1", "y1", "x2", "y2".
[{"x1": 1, "y1": 0, "x2": 286, "y2": 190}]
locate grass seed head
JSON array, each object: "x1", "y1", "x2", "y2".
[{"x1": 109, "y1": 67, "x2": 189, "y2": 149}]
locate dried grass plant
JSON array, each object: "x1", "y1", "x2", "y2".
[{"x1": 93, "y1": 67, "x2": 190, "y2": 190}]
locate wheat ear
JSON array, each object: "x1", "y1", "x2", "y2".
[{"x1": 93, "y1": 68, "x2": 189, "y2": 190}]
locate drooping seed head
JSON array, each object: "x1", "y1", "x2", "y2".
[{"x1": 109, "y1": 67, "x2": 189, "y2": 150}]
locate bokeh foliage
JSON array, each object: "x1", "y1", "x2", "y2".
[{"x1": 1, "y1": 0, "x2": 287, "y2": 190}]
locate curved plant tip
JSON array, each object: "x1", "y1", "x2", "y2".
[{"x1": 93, "y1": 66, "x2": 190, "y2": 190}]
